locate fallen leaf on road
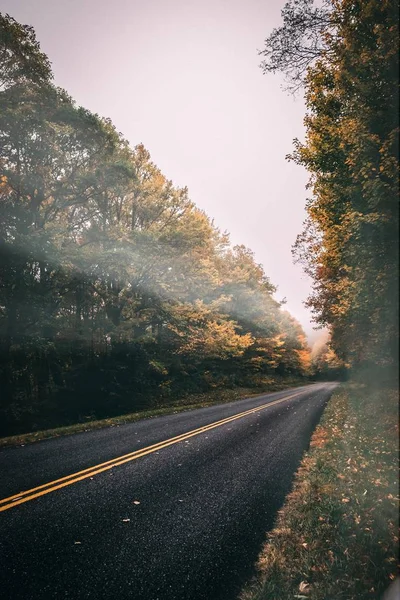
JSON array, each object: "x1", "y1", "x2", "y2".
[{"x1": 299, "y1": 581, "x2": 310, "y2": 594}]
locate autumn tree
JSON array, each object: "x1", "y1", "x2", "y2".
[
  {"x1": 261, "y1": 0, "x2": 399, "y2": 369},
  {"x1": 0, "y1": 12, "x2": 312, "y2": 435}
]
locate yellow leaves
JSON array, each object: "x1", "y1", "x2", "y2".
[
  {"x1": 168, "y1": 302, "x2": 254, "y2": 360},
  {"x1": 310, "y1": 426, "x2": 329, "y2": 449},
  {"x1": 0, "y1": 174, "x2": 10, "y2": 194},
  {"x1": 294, "y1": 0, "x2": 399, "y2": 367},
  {"x1": 295, "y1": 348, "x2": 312, "y2": 371}
]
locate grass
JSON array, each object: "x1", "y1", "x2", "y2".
[
  {"x1": 0, "y1": 377, "x2": 306, "y2": 448},
  {"x1": 240, "y1": 382, "x2": 399, "y2": 600}
]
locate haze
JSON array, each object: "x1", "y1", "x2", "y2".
[{"x1": 3, "y1": 0, "x2": 315, "y2": 335}]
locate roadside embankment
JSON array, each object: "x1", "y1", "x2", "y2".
[
  {"x1": 0, "y1": 376, "x2": 306, "y2": 448},
  {"x1": 240, "y1": 383, "x2": 399, "y2": 600}
]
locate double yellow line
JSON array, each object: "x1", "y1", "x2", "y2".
[{"x1": 0, "y1": 390, "x2": 304, "y2": 512}]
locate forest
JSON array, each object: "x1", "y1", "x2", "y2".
[
  {"x1": 0, "y1": 13, "x2": 330, "y2": 436},
  {"x1": 2, "y1": 0, "x2": 396, "y2": 439}
]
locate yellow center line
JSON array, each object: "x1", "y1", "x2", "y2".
[{"x1": 0, "y1": 390, "x2": 305, "y2": 512}]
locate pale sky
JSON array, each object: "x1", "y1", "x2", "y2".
[{"x1": 3, "y1": 0, "x2": 316, "y2": 336}]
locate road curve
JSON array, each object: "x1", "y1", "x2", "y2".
[{"x1": 0, "y1": 382, "x2": 337, "y2": 599}]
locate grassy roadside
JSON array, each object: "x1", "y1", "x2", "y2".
[
  {"x1": 0, "y1": 377, "x2": 307, "y2": 449},
  {"x1": 240, "y1": 383, "x2": 399, "y2": 600}
]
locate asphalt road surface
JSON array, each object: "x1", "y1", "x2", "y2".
[{"x1": 0, "y1": 382, "x2": 338, "y2": 600}]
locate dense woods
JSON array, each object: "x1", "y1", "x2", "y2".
[
  {"x1": 261, "y1": 0, "x2": 399, "y2": 374},
  {"x1": 0, "y1": 14, "x2": 313, "y2": 435}
]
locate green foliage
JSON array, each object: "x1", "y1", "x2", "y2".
[
  {"x1": 0, "y1": 13, "x2": 52, "y2": 88},
  {"x1": 0, "y1": 12, "x2": 311, "y2": 435}
]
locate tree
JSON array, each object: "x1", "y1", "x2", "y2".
[
  {"x1": 259, "y1": 0, "x2": 334, "y2": 92},
  {"x1": 261, "y1": 0, "x2": 399, "y2": 369},
  {"x1": 0, "y1": 13, "x2": 52, "y2": 89},
  {"x1": 0, "y1": 12, "x2": 312, "y2": 434}
]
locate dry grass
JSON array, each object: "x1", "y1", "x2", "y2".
[{"x1": 240, "y1": 383, "x2": 399, "y2": 600}]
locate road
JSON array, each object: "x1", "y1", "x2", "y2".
[{"x1": 0, "y1": 382, "x2": 337, "y2": 600}]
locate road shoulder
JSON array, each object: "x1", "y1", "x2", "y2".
[{"x1": 239, "y1": 383, "x2": 399, "y2": 600}]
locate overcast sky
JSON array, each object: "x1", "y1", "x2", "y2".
[{"x1": 3, "y1": 0, "x2": 317, "y2": 336}]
